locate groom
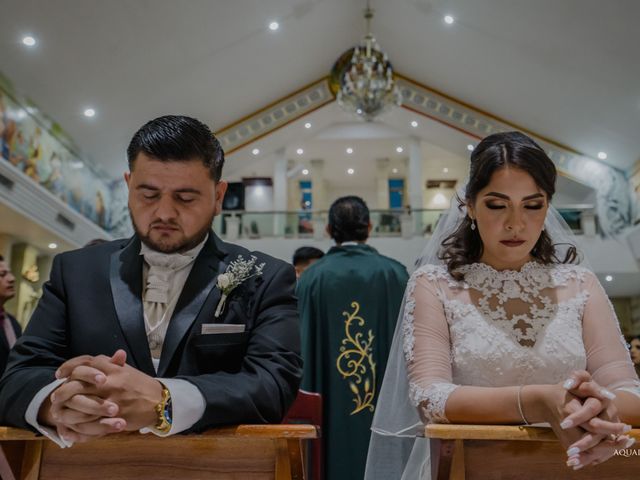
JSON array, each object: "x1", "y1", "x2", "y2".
[{"x1": 0, "y1": 115, "x2": 302, "y2": 446}]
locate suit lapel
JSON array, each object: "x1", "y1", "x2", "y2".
[
  {"x1": 109, "y1": 237, "x2": 156, "y2": 376},
  {"x1": 157, "y1": 233, "x2": 228, "y2": 376}
]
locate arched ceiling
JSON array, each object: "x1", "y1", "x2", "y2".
[{"x1": 0, "y1": 0, "x2": 638, "y2": 179}]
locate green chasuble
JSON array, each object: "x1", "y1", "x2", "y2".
[{"x1": 298, "y1": 244, "x2": 409, "y2": 480}]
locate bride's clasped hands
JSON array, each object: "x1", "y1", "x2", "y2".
[{"x1": 523, "y1": 370, "x2": 634, "y2": 470}]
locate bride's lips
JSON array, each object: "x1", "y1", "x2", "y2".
[{"x1": 500, "y1": 239, "x2": 525, "y2": 247}]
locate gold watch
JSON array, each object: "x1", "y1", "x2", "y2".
[{"x1": 154, "y1": 387, "x2": 172, "y2": 433}]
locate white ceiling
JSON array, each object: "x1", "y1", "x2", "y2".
[{"x1": 0, "y1": 0, "x2": 638, "y2": 181}]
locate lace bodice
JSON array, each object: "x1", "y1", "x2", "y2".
[{"x1": 404, "y1": 261, "x2": 640, "y2": 423}]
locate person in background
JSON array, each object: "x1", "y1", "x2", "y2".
[
  {"x1": 297, "y1": 195, "x2": 409, "y2": 480},
  {"x1": 629, "y1": 335, "x2": 640, "y2": 377},
  {"x1": 0, "y1": 255, "x2": 21, "y2": 375},
  {"x1": 292, "y1": 246, "x2": 324, "y2": 279}
]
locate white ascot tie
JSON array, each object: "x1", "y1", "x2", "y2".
[
  {"x1": 143, "y1": 251, "x2": 195, "y2": 305},
  {"x1": 140, "y1": 238, "x2": 207, "y2": 364}
]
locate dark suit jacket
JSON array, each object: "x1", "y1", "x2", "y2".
[
  {"x1": 0, "y1": 312, "x2": 21, "y2": 376},
  {"x1": 0, "y1": 232, "x2": 302, "y2": 432}
]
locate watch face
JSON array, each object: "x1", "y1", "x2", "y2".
[{"x1": 164, "y1": 397, "x2": 173, "y2": 425}]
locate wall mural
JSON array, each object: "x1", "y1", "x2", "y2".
[{"x1": 0, "y1": 74, "x2": 112, "y2": 231}]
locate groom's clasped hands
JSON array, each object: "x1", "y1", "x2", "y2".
[{"x1": 38, "y1": 349, "x2": 163, "y2": 444}]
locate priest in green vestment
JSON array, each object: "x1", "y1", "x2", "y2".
[{"x1": 298, "y1": 196, "x2": 409, "y2": 480}]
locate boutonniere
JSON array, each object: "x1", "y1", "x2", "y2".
[{"x1": 214, "y1": 255, "x2": 266, "y2": 318}]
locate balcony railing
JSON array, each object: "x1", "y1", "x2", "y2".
[{"x1": 212, "y1": 205, "x2": 597, "y2": 240}]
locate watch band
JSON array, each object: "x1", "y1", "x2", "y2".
[{"x1": 154, "y1": 387, "x2": 172, "y2": 433}]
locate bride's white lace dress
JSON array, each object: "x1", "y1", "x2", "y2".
[{"x1": 404, "y1": 260, "x2": 640, "y2": 427}]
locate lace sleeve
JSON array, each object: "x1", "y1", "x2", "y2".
[
  {"x1": 582, "y1": 271, "x2": 640, "y2": 398},
  {"x1": 405, "y1": 267, "x2": 459, "y2": 423}
]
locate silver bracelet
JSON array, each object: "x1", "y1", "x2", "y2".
[{"x1": 517, "y1": 385, "x2": 530, "y2": 425}]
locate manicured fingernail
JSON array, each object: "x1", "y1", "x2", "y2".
[
  {"x1": 95, "y1": 374, "x2": 106, "y2": 384},
  {"x1": 562, "y1": 379, "x2": 576, "y2": 389},
  {"x1": 600, "y1": 388, "x2": 616, "y2": 400},
  {"x1": 566, "y1": 458, "x2": 579, "y2": 467},
  {"x1": 623, "y1": 425, "x2": 632, "y2": 433},
  {"x1": 115, "y1": 421, "x2": 124, "y2": 430},
  {"x1": 560, "y1": 419, "x2": 573, "y2": 429},
  {"x1": 55, "y1": 370, "x2": 61, "y2": 379},
  {"x1": 107, "y1": 405, "x2": 117, "y2": 416},
  {"x1": 626, "y1": 438, "x2": 636, "y2": 449},
  {"x1": 573, "y1": 465, "x2": 584, "y2": 470},
  {"x1": 566, "y1": 447, "x2": 580, "y2": 456}
]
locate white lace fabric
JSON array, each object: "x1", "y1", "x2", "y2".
[{"x1": 404, "y1": 261, "x2": 640, "y2": 424}]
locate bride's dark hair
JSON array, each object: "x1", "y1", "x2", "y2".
[{"x1": 439, "y1": 131, "x2": 578, "y2": 280}]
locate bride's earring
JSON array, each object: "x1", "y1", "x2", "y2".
[{"x1": 470, "y1": 218, "x2": 476, "y2": 231}]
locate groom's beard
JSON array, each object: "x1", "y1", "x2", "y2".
[{"x1": 129, "y1": 208, "x2": 214, "y2": 254}]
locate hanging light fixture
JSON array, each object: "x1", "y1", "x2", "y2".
[{"x1": 332, "y1": 0, "x2": 402, "y2": 121}]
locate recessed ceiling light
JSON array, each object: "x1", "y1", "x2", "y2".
[
  {"x1": 597, "y1": 151, "x2": 607, "y2": 160},
  {"x1": 304, "y1": 122, "x2": 312, "y2": 129},
  {"x1": 48, "y1": 242, "x2": 58, "y2": 249},
  {"x1": 467, "y1": 144, "x2": 474, "y2": 151},
  {"x1": 392, "y1": 168, "x2": 399, "y2": 174},
  {"x1": 605, "y1": 275, "x2": 613, "y2": 282},
  {"x1": 22, "y1": 35, "x2": 36, "y2": 47},
  {"x1": 444, "y1": 15, "x2": 455, "y2": 25},
  {"x1": 346, "y1": 147, "x2": 354, "y2": 154},
  {"x1": 83, "y1": 108, "x2": 96, "y2": 118},
  {"x1": 252, "y1": 148, "x2": 260, "y2": 155},
  {"x1": 443, "y1": 167, "x2": 449, "y2": 173},
  {"x1": 410, "y1": 121, "x2": 418, "y2": 128},
  {"x1": 302, "y1": 168, "x2": 309, "y2": 175},
  {"x1": 296, "y1": 148, "x2": 304, "y2": 155},
  {"x1": 396, "y1": 146, "x2": 404, "y2": 153},
  {"x1": 347, "y1": 168, "x2": 355, "y2": 175},
  {"x1": 269, "y1": 21, "x2": 279, "y2": 31}
]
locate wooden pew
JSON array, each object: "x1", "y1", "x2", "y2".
[
  {"x1": 426, "y1": 424, "x2": 639, "y2": 480},
  {"x1": 0, "y1": 424, "x2": 318, "y2": 480}
]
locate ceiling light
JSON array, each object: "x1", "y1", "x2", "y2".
[
  {"x1": 296, "y1": 148, "x2": 304, "y2": 155},
  {"x1": 467, "y1": 144, "x2": 474, "y2": 151},
  {"x1": 302, "y1": 169, "x2": 309, "y2": 175},
  {"x1": 597, "y1": 151, "x2": 607, "y2": 160},
  {"x1": 269, "y1": 21, "x2": 279, "y2": 31},
  {"x1": 444, "y1": 15, "x2": 455, "y2": 25},
  {"x1": 346, "y1": 147, "x2": 354, "y2": 154},
  {"x1": 443, "y1": 167, "x2": 449, "y2": 173},
  {"x1": 605, "y1": 275, "x2": 613, "y2": 282},
  {"x1": 347, "y1": 168, "x2": 355, "y2": 175},
  {"x1": 304, "y1": 122, "x2": 312, "y2": 129},
  {"x1": 410, "y1": 121, "x2": 418, "y2": 128},
  {"x1": 83, "y1": 108, "x2": 96, "y2": 118},
  {"x1": 396, "y1": 146, "x2": 404, "y2": 153},
  {"x1": 252, "y1": 148, "x2": 260, "y2": 155},
  {"x1": 392, "y1": 168, "x2": 398, "y2": 174},
  {"x1": 48, "y1": 243, "x2": 58, "y2": 249},
  {"x1": 22, "y1": 35, "x2": 36, "y2": 47}
]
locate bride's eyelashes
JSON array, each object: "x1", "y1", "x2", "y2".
[{"x1": 484, "y1": 203, "x2": 545, "y2": 210}]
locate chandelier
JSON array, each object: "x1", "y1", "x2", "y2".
[{"x1": 335, "y1": 1, "x2": 402, "y2": 121}]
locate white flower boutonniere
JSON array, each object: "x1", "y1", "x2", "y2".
[{"x1": 214, "y1": 255, "x2": 266, "y2": 318}]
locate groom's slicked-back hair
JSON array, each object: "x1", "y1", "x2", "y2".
[
  {"x1": 127, "y1": 115, "x2": 225, "y2": 181},
  {"x1": 328, "y1": 196, "x2": 370, "y2": 244}
]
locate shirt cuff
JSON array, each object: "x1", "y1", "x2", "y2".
[
  {"x1": 25, "y1": 378, "x2": 73, "y2": 449},
  {"x1": 138, "y1": 378, "x2": 205, "y2": 437}
]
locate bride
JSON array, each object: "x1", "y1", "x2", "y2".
[{"x1": 365, "y1": 131, "x2": 640, "y2": 479}]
